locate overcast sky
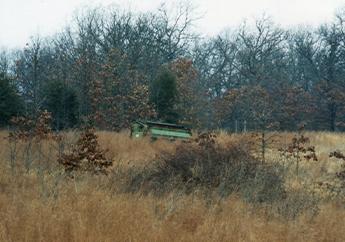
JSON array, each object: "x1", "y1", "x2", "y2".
[{"x1": 1, "y1": 0, "x2": 345, "y2": 49}]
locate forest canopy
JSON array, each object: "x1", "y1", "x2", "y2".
[{"x1": 1, "y1": 3, "x2": 345, "y2": 131}]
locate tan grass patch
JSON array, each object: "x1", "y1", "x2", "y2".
[{"x1": 1, "y1": 130, "x2": 345, "y2": 241}]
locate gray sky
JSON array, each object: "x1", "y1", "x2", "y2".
[{"x1": 1, "y1": 0, "x2": 345, "y2": 49}]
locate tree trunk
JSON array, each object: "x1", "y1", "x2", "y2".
[{"x1": 329, "y1": 102, "x2": 337, "y2": 131}]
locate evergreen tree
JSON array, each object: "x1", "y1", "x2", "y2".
[
  {"x1": 44, "y1": 81, "x2": 79, "y2": 130},
  {"x1": 0, "y1": 73, "x2": 23, "y2": 126},
  {"x1": 150, "y1": 68, "x2": 179, "y2": 123}
]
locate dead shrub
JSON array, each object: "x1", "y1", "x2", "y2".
[
  {"x1": 58, "y1": 127, "x2": 112, "y2": 175},
  {"x1": 7, "y1": 110, "x2": 60, "y2": 173},
  {"x1": 278, "y1": 127, "x2": 318, "y2": 175},
  {"x1": 275, "y1": 189, "x2": 320, "y2": 219},
  {"x1": 329, "y1": 150, "x2": 345, "y2": 161},
  {"x1": 329, "y1": 150, "x2": 345, "y2": 189},
  {"x1": 118, "y1": 132, "x2": 286, "y2": 204}
]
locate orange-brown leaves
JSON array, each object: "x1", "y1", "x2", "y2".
[
  {"x1": 89, "y1": 48, "x2": 156, "y2": 130},
  {"x1": 99, "y1": 83, "x2": 156, "y2": 131},
  {"x1": 89, "y1": 79, "x2": 106, "y2": 126},
  {"x1": 169, "y1": 58, "x2": 203, "y2": 127},
  {"x1": 58, "y1": 128, "x2": 112, "y2": 174},
  {"x1": 215, "y1": 85, "x2": 273, "y2": 130},
  {"x1": 8, "y1": 110, "x2": 56, "y2": 142},
  {"x1": 279, "y1": 131, "x2": 318, "y2": 166}
]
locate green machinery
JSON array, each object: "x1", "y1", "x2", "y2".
[{"x1": 130, "y1": 120, "x2": 192, "y2": 140}]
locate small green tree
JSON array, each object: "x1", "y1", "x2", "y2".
[
  {"x1": 150, "y1": 67, "x2": 179, "y2": 123},
  {"x1": 0, "y1": 73, "x2": 23, "y2": 126},
  {"x1": 44, "y1": 81, "x2": 79, "y2": 130}
]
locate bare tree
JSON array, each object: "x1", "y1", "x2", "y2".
[
  {"x1": 15, "y1": 36, "x2": 54, "y2": 116},
  {"x1": 235, "y1": 16, "x2": 288, "y2": 89}
]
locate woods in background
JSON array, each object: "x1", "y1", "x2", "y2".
[{"x1": 1, "y1": 3, "x2": 345, "y2": 132}]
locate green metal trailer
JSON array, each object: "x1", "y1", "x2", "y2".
[{"x1": 130, "y1": 120, "x2": 192, "y2": 140}]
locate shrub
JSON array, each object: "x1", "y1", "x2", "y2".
[
  {"x1": 278, "y1": 128, "x2": 318, "y2": 175},
  {"x1": 7, "y1": 110, "x2": 59, "y2": 173},
  {"x1": 119, "y1": 133, "x2": 286, "y2": 204},
  {"x1": 58, "y1": 128, "x2": 112, "y2": 175},
  {"x1": 329, "y1": 150, "x2": 345, "y2": 190},
  {"x1": 275, "y1": 190, "x2": 320, "y2": 219}
]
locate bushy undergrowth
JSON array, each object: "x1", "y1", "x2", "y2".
[
  {"x1": 276, "y1": 189, "x2": 320, "y2": 219},
  {"x1": 114, "y1": 133, "x2": 286, "y2": 204}
]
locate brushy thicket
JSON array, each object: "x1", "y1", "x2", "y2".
[{"x1": 113, "y1": 133, "x2": 286, "y2": 204}]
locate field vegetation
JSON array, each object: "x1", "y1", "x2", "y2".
[
  {"x1": 2, "y1": 2, "x2": 345, "y2": 241},
  {"x1": 1, "y1": 128, "x2": 345, "y2": 242}
]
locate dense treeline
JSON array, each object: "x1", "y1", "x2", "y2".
[{"x1": 1, "y1": 3, "x2": 345, "y2": 131}]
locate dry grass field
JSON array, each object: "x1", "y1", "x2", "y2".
[{"x1": 1, "y1": 130, "x2": 345, "y2": 242}]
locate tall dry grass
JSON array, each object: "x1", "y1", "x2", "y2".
[
  {"x1": 97, "y1": 130, "x2": 176, "y2": 167},
  {"x1": 1, "y1": 130, "x2": 345, "y2": 242}
]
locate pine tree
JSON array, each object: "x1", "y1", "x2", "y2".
[
  {"x1": 0, "y1": 73, "x2": 23, "y2": 126},
  {"x1": 150, "y1": 67, "x2": 179, "y2": 123},
  {"x1": 44, "y1": 81, "x2": 79, "y2": 130}
]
